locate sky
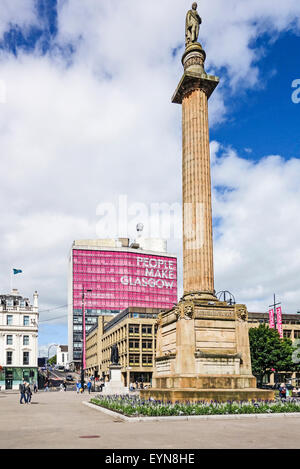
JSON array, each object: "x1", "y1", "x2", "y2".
[{"x1": 0, "y1": 0, "x2": 299, "y2": 357}]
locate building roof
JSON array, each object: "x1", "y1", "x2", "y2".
[
  {"x1": 59, "y1": 345, "x2": 68, "y2": 352},
  {"x1": 103, "y1": 307, "x2": 161, "y2": 333}
]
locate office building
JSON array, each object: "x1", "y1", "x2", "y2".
[
  {"x1": 0, "y1": 289, "x2": 39, "y2": 390},
  {"x1": 68, "y1": 238, "x2": 177, "y2": 370}
]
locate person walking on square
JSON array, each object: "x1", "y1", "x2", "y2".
[
  {"x1": 76, "y1": 381, "x2": 80, "y2": 394},
  {"x1": 25, "y1": 383, "x2": 32, "y2": 404},
  {"x1": 19, "y1": 380, "x2": 27, "y2": 404},
  {"x1": 279, "y1": 383, "x2": 286, "y2": 399},
  {"x1": 33, "y1": 382, "x2": 38, "y2": 393},
  {"x1": 63, "y1": 380, "x2": 67, "y2": 392},
  {"x1": 87, "y1": 380, "x2": 92, "y2": 394}
]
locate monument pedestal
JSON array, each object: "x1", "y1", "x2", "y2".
[
  {"x1": 102, "y1": 365, "x2": 129, "y2": 395},
  {"x1": 141, "y1": 294, "x2": 274, "y2": 403}
]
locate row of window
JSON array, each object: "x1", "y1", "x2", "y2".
[
  {"x1": 129, "y1": 354, "x2": 153, "y2": 365},
  {"x1": 283, "y1": 330, "x2": 300, "y2": 338},
  {"x1": 5, "y1": 315, "x2": 31, "y2": 326},
  {"x1": 129, "y1": 325, "x2": 153, "y2": 334},
  {"x1": 129, "y1": 340, "x2": 153, "y2": 349},
  {"x1": 5, "y1": 335, "x2": 30, "y2": 345},
  {"x1": 6, "y1": 351, "x2": 30, "y2": 365},
  {"x1": 2, "y1": 299, "x2": 28, "y2": 308}
]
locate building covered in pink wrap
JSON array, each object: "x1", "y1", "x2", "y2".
[{"x1": 68, "y1": 238, "x2": 177, "y2": 369}]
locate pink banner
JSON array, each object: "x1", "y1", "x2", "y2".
[
  {"x1": 276, "y1": 306, "x2": 283, "y2": 338},
  {"x1": 268, "y1": 308, "x2": 275, "y2": 329}
]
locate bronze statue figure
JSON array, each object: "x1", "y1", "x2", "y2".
[
  {"x1": 185, "y1": 2, "x2": 202, "y2": 47},
  {"x1": 110, "y1": 344, "x2": 119, "y2": 365}
]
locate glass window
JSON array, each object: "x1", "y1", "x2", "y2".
[
  {"x1": 6, "y1": 351, "x2": 13, "y2": 365},
  {"x1": 294, "y1": 331, "x2": 300, "y2": 339},
  {"x1": 6, "y1": 335, "x2": 13, "y2": 345},
  {"x1": 23, "y1": 316, "x2": 30, "y2": 326},
  {"x1": 7, "y1": 315, "x2": 13, "y2": 325},
  {"x1": 142, "y1": 355, "x2": 153, "y2": 365},
  {"x1": 23, "y1": 351, "x2": 29, "y2": 365},
  {"x1": 142, "y1": 325, "x2": 152, "y2": 335},
  {"x1": 23, "y1": 336, "x2": 29, "y2": 346}
]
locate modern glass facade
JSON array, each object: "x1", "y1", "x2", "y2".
[
  {"x1": 0, "y1": 367, "x2": 38, "y2": 391},
  {"x1": 73, "y1": 250, "x2": 177, "y2": 310},
  {"x1": 69, "y1": 244, "x2": 178, "y2": 367}
]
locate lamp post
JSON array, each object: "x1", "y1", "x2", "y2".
[
  {"x1": 47, "y1": 343, "x2": 58, "y2": 368},
  {"x1": 47, "y1": 343, "x2": 58, "y2": 385},
  {"x1": 81, "y1": 288, "x2": 92, "y2": 392}
]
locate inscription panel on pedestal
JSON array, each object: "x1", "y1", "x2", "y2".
[{"x1": 195, "y1": 308, "x2": 235, "y2": 320}]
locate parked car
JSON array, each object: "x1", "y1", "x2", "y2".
[{"x1": 66, "y1": 375, "x2": 73, "y2": 381}]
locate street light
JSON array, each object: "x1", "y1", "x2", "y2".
[
  {"x1": 47, "y1": 343, "x2": 58, "y2": 367},
  {"x1": 81, "y1": 288, "x2": 92, "y2": 392},
  {"x1": 47, "y1": 343, "x2": 58, "y2": 385}
]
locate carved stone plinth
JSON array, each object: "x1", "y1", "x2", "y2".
[
  {"x1": 102, "y1": 365, "x2": 129, "y2": 395},
  {"x1": 141, "y1": 295, "x2": 274, "y2": 402}
]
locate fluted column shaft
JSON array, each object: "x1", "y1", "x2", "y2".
[{"x1": 182, "y1": 88, "x2": 214, "y2": 294}]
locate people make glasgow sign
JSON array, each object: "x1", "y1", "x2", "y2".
[{"x1": 120, "y1": 256, "x2": 176, "y2": 290}]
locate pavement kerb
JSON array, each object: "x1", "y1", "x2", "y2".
[{"x1": 82, "y1": 401, "x2": 300, "y2": 423}]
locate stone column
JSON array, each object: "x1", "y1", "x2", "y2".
[{"x1": 172, "y1": 43, "x2": 219, "y2": 297}]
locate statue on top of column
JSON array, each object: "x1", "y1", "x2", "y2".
[{"x1": 185, "y1": 2, "x2": 202, "y2": 47}]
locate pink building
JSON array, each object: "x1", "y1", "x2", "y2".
[{"x1": 68, "y1": 238, "x2": 177, "y2": 368}]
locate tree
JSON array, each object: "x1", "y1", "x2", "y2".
[
  {"x1": 48, "y1": 355, "x2": 57, "y2": 366},
  {"x1": 249, "y1": 324, "x2": 296, "y2": 385}
]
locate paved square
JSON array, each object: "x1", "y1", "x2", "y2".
[{"x1": 1, "y1": 390, "x2": 300, "y2": 449}]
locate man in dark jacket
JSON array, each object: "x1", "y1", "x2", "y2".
[{"x1": 19, "y1": 381, "x2": 27, "y2": 404}]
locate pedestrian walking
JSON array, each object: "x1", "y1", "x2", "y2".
[
  {"x1": 279, "y1": 383, "x2": 287, "y2": 399},
  {"x1": 33, "y1": 382, "x2": 38, "y2": 393},
  {"x1": 19, "y1": 380, "x2": 27, "y2": 404},
  {"x1": 87, "y1": 380, "x2": 92, "y2": 394},
  {"x1": 76, "y1": 381, "x2": 80, "y2": 394},
  {"x1": 63, "y1": 380, "x2": 67, "y2": 392},
  {"x1": 44, "y1": 380, "x2": 49, "y2": 392},
  {"x1": 25, "y1": 383, "x2": 32, "y2": 404}
]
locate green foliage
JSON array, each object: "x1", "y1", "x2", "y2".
[
  {"x1": 48, "y1": 355, "x2": 57, "y2": 365},
  {"x1": 249, "y1": 324, "x2": 296, "y2": 382},
  {"x1": 90, "y1": 395, "x2": 300, "y2": 417}
]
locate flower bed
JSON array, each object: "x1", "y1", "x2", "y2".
[{"x1": 90, "y1": 395, "x2": 300, "y2": 417}]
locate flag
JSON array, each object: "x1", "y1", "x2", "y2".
[
  {"x1": 276, "y1": 306, "x2": 283, "y2": 338},
  {"x1": 13, "y1": 269, "x2": 22, "y2": 275},
  {"x1": 268, "y1": 308, "x2": 275, "y2": 329}
]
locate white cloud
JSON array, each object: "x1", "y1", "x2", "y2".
[
  {"x1": 0, "y1": 0, "x2": 299, "y2": 343},
  {"x1": 212, "y1": 143, "x2": 300, "y2": 313},
  {"x1": 0, "y1": 0, "x2": 38, "y2": 37}
]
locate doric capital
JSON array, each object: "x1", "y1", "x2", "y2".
[{"x1": 172, "y1": 72, "x2": 219, "y2": 104}]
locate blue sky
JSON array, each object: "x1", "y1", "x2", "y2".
[
  {"x1": 211, "y1": 32, "x2": 300, "y2": 160},
  {"x1": 0, "y1": 0, "x2": 300, "y2": 356}
]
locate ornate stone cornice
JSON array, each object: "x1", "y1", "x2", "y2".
[{"x1": 172, "y1": 72, "x2": 219, "y2": 104}]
